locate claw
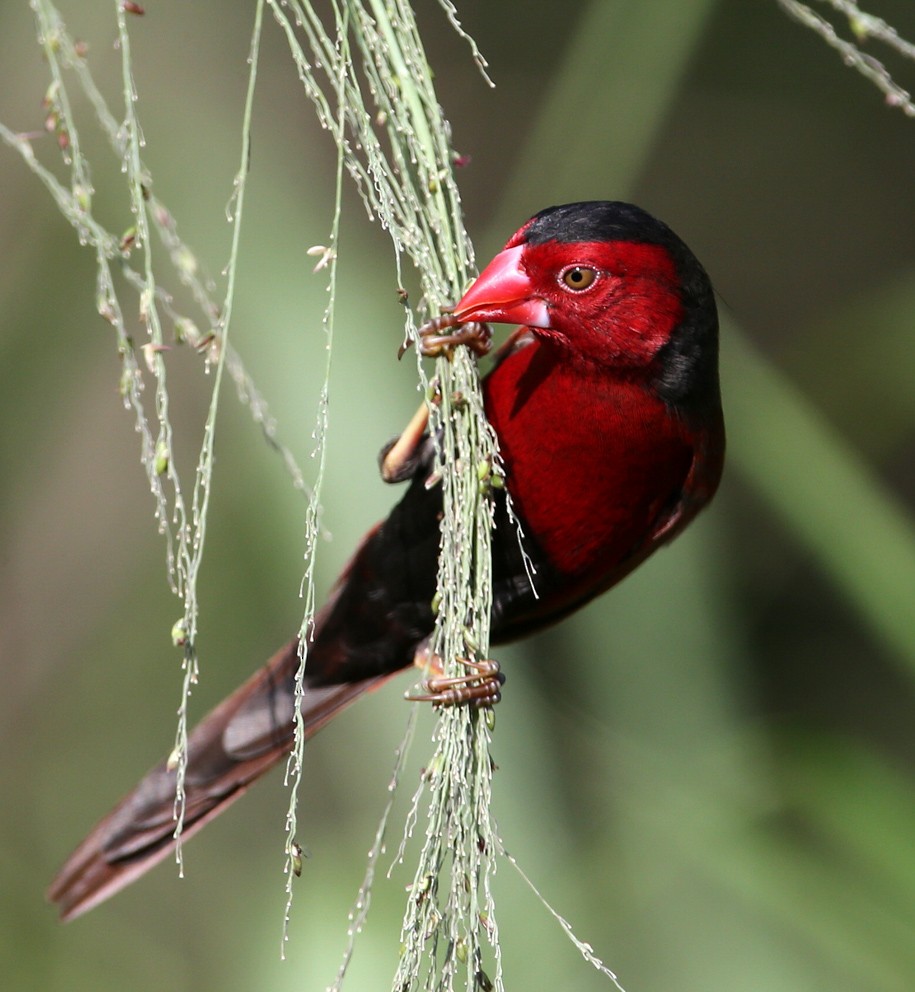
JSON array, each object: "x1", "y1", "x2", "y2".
[
  {"x1": 403, "y1": 314, "x2": 493, "y2": 360},
  {"x1": 405, "y1": 657, "x2": 504, "y2": 708}
]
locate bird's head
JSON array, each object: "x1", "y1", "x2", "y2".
[{"x1": 453, "y1": 201, "x2": 719, "y2": 409}]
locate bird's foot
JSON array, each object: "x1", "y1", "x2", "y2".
[
  {"x1": 379, "y1": 401, "x2": 431, "y2": 483},
  {"x1": 400, "y1": 314, "x2": 492, "y2": 359},
  {"x1": 406, "y1": 656, "x2": 504, "y2": 708}
]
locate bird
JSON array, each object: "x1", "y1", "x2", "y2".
[{"x1": 49, "y1": 200, "x2": 725, "y2": 921}]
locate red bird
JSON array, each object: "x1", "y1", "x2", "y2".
[{"x1": 49, "y1": 201, "x2": 724, "y2": 920}]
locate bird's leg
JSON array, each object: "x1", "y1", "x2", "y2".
[
  {"x1": 406, "y1": 646, "x2": 504, "y2": 708},
  {"x1": 400, "y1": 313, "x2": 493, "y2": 360},
  {"x1": 378, "y1": 401, "x2": 430, "y2": 483},
  {"x1": 420, "y1": 315, "x2": 493, "y2": 358}
]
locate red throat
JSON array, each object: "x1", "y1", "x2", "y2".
[{"x1": 483, "y1": 336, "x2": 694, "y2": 581}]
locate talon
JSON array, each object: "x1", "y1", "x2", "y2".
[
  {"x1": 415, "y1": 315, "x2": 492, "y2": 359},
  {"x1": 405, "y1": 656, "x2": 504, "y2": 708}
]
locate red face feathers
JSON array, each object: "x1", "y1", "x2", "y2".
[{"x1": 454, "y1": 200, "x2": 720, "y2": 417}]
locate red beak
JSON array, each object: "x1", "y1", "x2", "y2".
[{"x1": 452, "y1": 245, "x2": 551, "y2": 328}]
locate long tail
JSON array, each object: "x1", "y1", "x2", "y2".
[
  {"x1": 49, "y1": 455, "x2": 446, "y2": 921},
  {"x1": 48, "y1": 636, "x2": 398, "y2": 921}
]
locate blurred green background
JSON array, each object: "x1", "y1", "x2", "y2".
[{"x1": 3, "y1": 1, "x2": 915, "y2": 989}]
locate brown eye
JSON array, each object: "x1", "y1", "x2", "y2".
[{"x1": 560, "y1": 266, "x2": 597, "y2": 292}]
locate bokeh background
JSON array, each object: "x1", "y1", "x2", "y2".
[{"x1": 3, "y1": 1, "x2": 915, "y2": 989}]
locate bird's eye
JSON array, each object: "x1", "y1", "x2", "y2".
[{"x1": 560, "y1": 266, "x2": 597, "y2": 292}]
